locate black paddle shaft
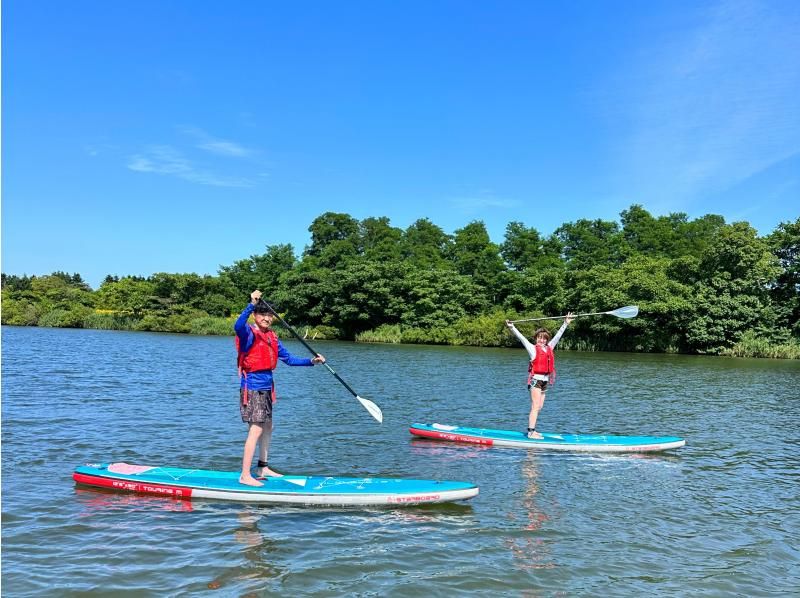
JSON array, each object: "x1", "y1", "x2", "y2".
[{"x1": 262, "y1": 301, "x2": 361, "y2": 399}]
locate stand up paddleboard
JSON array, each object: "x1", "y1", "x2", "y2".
[
  {"x1": 73, "y1": 463, "x2": 479, "y2": 506},
  {"x1": 409, "y1": 423, "x2": 685, "y2": 453}
]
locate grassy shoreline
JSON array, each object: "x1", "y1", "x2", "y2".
[{"x1": 4, "y1": 316, "x2": 799, "y2": 359}]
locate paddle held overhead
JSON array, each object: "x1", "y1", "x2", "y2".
[{"x1": 509, "y1": 305, "x2": 639, "y2": 324}]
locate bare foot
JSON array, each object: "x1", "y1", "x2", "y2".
[
  {"x1": 239, "y1": 474, "x2": 264, "y2": 487},
  {"x1": 256, "y1": 466, "x2": 283, "y2": 478},
  {"x1": 527, "y1": 431, "x2": 544, "y2": 440}
]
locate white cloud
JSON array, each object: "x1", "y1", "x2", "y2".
[
  {"x1": 178, "y1": 126, "x2": 252, "y2": 157},
  {"x1": 127, "y1": 145, "x2": 255, "y2": 188}
]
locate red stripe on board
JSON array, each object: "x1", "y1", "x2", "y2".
[
  {"x1": 409, "y1": 427, "x2": 495, "y2": 446},
  {"x1": 73, "y1": 472, "x2": 193, "y2": 500}
]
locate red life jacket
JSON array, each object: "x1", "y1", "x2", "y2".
[
  {"x1": 527, "y1": 344, "x2": 556, "y2": 386},
  {"x1": 236, "y1": 325, "x2": 279, "y2": 404},
  {"x1": 236, "y1": 325, "x2": 279, "y2": 372}
]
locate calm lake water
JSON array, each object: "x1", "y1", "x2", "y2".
[{"x1": 2, "y1": 325, "x2": 799, "y2": 596}]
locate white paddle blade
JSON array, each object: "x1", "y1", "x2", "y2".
[
  {"x1": 612, "y1": 305, "x2": 639, "y2": 319},
  {"x1": 358, "y1": 396, "x2": 383, "y2": 423}
]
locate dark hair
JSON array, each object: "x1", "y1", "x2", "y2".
[
  {"x1": 253, "y1": 299, "x2": 274, "y2": 315},
  {"x1": 534, "y1": 327, "x2": 551, "y2": 340}
]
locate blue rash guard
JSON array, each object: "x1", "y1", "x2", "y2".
[{"x1": 234, "y1": 303, "x2": 314, "y2": 391}]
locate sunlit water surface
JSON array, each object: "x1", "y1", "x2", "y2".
[{"x1": 2, "y1": 326, "x2": 799, "y2": 596}]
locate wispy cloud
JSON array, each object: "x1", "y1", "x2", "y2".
[
  {"x1": 84, "y1": 142, "x2": 116, "y2": 157},
  {"x1": 127, "y1": 145, "x2": 255, "y2": 188},
  {"x1": 178, "y1": 126, "x2": 252, "y2": 157},
  {"x1": 126, "y1": 124, "x2": 265, "y2": 187},
  {"x1": 610, "y1": 0, "x2": 800, "y2": 210}
]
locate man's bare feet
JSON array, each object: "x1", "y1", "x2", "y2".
[
  {"x1": 239, "y1": 474, "x2": 264, "y2": 487},
  {"x1": 527, "y1": 431, "x2": 543, "y2": 440},
  {"x1": 255, "y1": 466, "x2": 283, "y2": 478}
]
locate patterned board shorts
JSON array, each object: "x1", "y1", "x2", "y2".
[
  {"x1": 240, "y1": 388, "x2": 274, "y2": 424},
  {"x1": 528, "y1": 379, "x2": 549, "y2": 392}
]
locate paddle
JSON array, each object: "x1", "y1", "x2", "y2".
[
  {"x1": 509, "y1": 305, "x2": 639, "y2": 323},
  {"x1": 258, "y1": 299, "x2": 383, "y2": 423}
]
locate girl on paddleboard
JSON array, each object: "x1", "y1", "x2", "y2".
[{"x1": 506, "y1": 314, "x2": 573, "y2": 439}]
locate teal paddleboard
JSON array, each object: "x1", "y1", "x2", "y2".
[
  {"x1": 410, "y1": 423, "x2": 685, "y2": 452},
  {"x1": 74, "y1": 462, "x2": 478, "y2": 506}
]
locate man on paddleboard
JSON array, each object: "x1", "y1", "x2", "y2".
[
  {"x1": 506, "y1": 314, "x2": 573, "y2": 439},
  {"x1": 235, "y1": 289, "x2": 325, "y2": 486}
]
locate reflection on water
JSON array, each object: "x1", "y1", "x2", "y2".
[
  {"x1": 408, "y1": 437, "x2": 493, "y2": 459},
  {"x1": 3, "y1": 326, "x2": 800, "y2": 595},
  {"x1": 506, "y1": 452, "x2": 555, "y2": 572},
  {"x1": 75, "y1": 487, "x2": 195, "y2": 513}
]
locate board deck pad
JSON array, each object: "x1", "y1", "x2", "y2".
[
  {"x1": 73, "y1": 462, "x2": 479, "y2": 506},
  {"x1": 409, "y1": 423, "x2": 686, "y2": 452}
]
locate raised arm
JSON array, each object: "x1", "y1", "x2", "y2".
[
  {"x1": 548, "y1": 312, "x2": 574, "y2": 348},
  {"x1": 506, "y1": 320, "x2": 537, "y2": 360}
]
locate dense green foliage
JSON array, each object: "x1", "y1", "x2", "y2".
[{"x1": 3, "y1": 206, "x2": 798, "y2": 358}]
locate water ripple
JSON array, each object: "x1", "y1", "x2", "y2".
[{"x1": 2, "y1": 327, "x2": 799, "y2": 595}]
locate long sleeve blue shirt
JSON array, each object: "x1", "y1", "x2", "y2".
[{"x1": 234, "y1": 303, "x2": 313, "y2": 390}]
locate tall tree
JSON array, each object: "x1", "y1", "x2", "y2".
[
  {"x1": 501, "y1": 222, "x2": 542, "y2": 271},
  {"x1": 219, "y1": 244, "x2": 297, "y2": 299},
  {"x1": 501, "y1": 221, "x2": 563, "y2": 272},
  {"x1": 567, "y1": 256, "x2": 693, "y2": 352},
  {"x1": 402, "y1": 218, "x2": 452, "y2": 268},
  {"x1": 95, "y1": 277, "x2": 156, "y2": 317},
  {"x1": 620, "y1": 205, "x2": 683, "y2": 257},
  {"x1": 359, "y1": 216, "x2": 403, "y2": 261},
  {"x1": 767, "y1": 217, "x2": 800, "y2": 336},
  {"x1": 304, "y1": 212, "x2": 360, "y2": 268},
  {"x1": 554, "y1": 218, "x2": 627, "y2": 270},
  {"x1": 686, "y1": 222, "x2": 780, "y2": 353},
  {"x1": 682, "y1": 214, "x2": 726, "y2": 258},
  {"x1": 449, "y1": 221, "x2": 506, "y2": 298}
]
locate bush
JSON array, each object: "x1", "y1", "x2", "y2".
[
  {"x1": 37, "y1": 309, "x2": 70, "y2": 328},
  {"x1": 38, "y1": 307, "x2": 93, "y2": 328},
  {"x1": 1, "y1": 296, "x2": 42, "y2": 326},
  {"x1": 83, "y1": 312, "x2": 138, "y2": 330},
  {"x1": 190, "y1": 316, "x2": 235, "y2": 336},
  {"x1": 277, "y1": 324, "x2": 341, "y2": 340},
  {"x1": 451, "y1": 311, "x2": 518, "y2": 347},
  {"x1": 356, "y1": 324, "x2": 404, "y2": 344},
  {"x1": 722, "y1": 332, "x2": 800, "y2": 359}
]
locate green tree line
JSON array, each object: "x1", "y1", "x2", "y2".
[{"x1": 3, "y1": 205, "x2": 799, "y2": 358}]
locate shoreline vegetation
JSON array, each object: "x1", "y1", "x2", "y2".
[{"x1": 3, "y1": 206, "x2": 799, "y2": 359}]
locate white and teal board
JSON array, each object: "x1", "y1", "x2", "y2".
[
  {"x1": 74, "y1": 462, "x2": 479, "y2": 506},
  {"x1": 410, "y1": 423, "x2": 685, "y2": 453}
]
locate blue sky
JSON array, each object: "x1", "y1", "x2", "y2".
[{"x1": 3, "y1": 0, "x2": 799, "y2": 289}]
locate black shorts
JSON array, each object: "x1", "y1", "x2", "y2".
[
  {"x1": 240, "y1": 388, "x2": 274, "y2": 424},
  {"x1": 528, "y1": 379, "x2": 549, "y2": 392}
]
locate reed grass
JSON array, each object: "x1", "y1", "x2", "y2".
[
  {"x1": 15, "y1": 306, "x2": 800, "y2": 359},
  {"x1": 82, "y1": 312, "x2": 139, "y2": 330},
  {"x1": 189, "y1": 316, "x2": 234, "y2": 336},
  {"x1": 723, "y1": 333, "x2": 800, "y2": 359}
]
